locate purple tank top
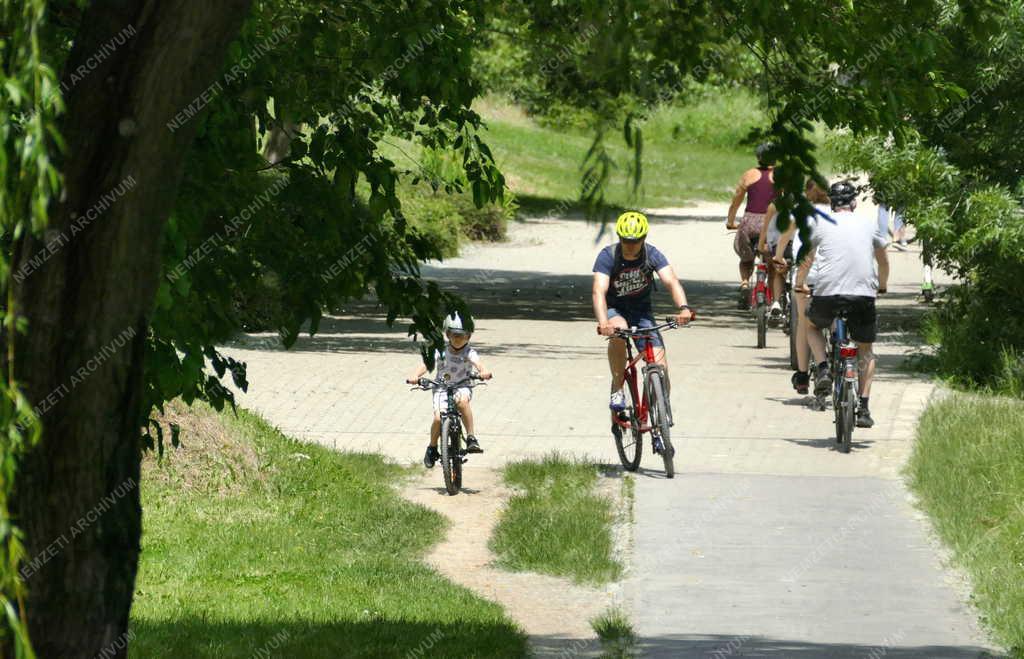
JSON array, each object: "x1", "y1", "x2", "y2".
[{"x1": 744, "y1": 168, "x2": 776, "y2": 214}]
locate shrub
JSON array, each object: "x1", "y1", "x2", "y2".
[{"x1": 834, "y1": 132, "x2": 1024, "y2": 396}]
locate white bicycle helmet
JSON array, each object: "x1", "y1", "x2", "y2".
[{"x1": 442, "y1": 311, "x2": 470, "y2": 336}]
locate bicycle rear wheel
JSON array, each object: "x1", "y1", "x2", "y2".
[
  {"x1": 613, "y1": 385, "x2": 643, "y2": 471},
  {"x1": 439, "y1": 418, "x2": 461, "y2": 495},
  {"x1": 756, "y1": 305, "x2": 768, "y2": 349},
  {"x1": 647, "y1": 370, "x2": 675, "y2": 478},
  {"x1": 836, "y1": 380, "x2": 855, "y2": 453}
]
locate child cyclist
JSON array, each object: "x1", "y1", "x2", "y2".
[{"x1": 405, "y1": 312, "x2": 492, "y2": 468}]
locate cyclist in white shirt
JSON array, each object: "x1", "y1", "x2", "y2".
[
  {"x1": 796, "y1": 181, "x2": 889, "y2": 428},
  {"x1": 406, "y1": 312, "x2": 492, "y2": 467}
]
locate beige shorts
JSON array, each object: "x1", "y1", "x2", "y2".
[{"x1": 433, "y1": 387, "x2": 472, "y2": 413}]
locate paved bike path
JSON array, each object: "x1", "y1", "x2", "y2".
[{"x1": 223, "y1": 203, "x2": 1001, "y2": 657}]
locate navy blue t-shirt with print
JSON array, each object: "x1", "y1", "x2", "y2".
[{"x1": 592, "y1": 243, "x2": 670, "y2": 313}]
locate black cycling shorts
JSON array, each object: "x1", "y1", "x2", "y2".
[{"x1": 807, "y1": 295, "x2": 878, "y2": 343}]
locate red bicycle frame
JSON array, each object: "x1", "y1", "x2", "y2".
[
  {"x1": 613, "y1": 339, "x2": 659, "y2": 434},
  {"x1": 750, "y1": 262, "x2": 773, "y2": 307}
]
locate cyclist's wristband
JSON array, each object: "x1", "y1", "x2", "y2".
[{"x1": 677, "y1": 305, "x2": 694, "y2": 312}]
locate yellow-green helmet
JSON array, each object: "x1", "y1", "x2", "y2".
[{"x1": 615, "y1": 211, "x2": 649, "y2": 240}]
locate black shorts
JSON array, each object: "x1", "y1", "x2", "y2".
[{"x1": 807, "y1": 295, "x2": 878, "y2": 343}]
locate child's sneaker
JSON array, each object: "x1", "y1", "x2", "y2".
[
  {"x1": 423, "y1": 445, "x2": 440, "y2": 468},
  {"x1": 465, "y1": 435, "x2": 483, "y2": 453},
  {"x1": 609, "y1": 390, "x2": 626, "y2": 411}
]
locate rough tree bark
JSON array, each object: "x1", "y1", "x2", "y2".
[{"x1": 11, "y1": 1, "x2": 251, "y2": 656}]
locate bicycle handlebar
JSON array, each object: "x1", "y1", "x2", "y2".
[
  {"x1": 610, "y1": 315, "x2": 697, "y2": 339},
  {"x1": 409, "y1": 375, "x2": 490, "y2": 391}
]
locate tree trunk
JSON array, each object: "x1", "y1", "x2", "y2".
[{"x1": 11, "y1": 1, "x2": 250, "y2": 656}]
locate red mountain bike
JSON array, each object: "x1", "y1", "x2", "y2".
[{"x1": 607, "y1": 316, "x2": 694, "y2": 478}]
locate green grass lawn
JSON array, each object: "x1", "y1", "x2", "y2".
[
  {"x1": 489, "y1": 454, "x2": 624, "y2": 585},
  {"x1": 907, "y1": 394, "x2": 1024, "y2": 656},
  {"x1": 476, "y1": 94, "x2": 762, "y2": 209},
  {"x1": 130, "y1": 402, "x2": 526, "y2": 658},
  {"x1": 590, "y1": 607, "x2": 638, "y2": 659}
]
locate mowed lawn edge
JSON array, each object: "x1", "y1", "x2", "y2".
[
  {"x1": 907, "y1": 393, "x2": 1024, "y2": 656},
  {"x1": 130, "y1": 401, "x2": 527, "y2": 658},
  {"x1": 489, "y1": 454, "x2": 624, "y2": 585}
]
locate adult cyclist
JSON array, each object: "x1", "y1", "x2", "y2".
[
  {"x1": 796, "y1": 181, "x2": 890, "y2": 428},
  {"x1": 727, "y1": 143, "x2": 777, "y2": 309},
  {"x1": 592, "y1": 211, "x2": 694, "y2": 417}
]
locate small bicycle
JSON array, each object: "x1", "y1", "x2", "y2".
[
  {"x1": 607, "y1": 316, "x2": 694, "y2": 478},
  {"x1": 411, "y1": 374, "x2": 487, "y2": 495}
]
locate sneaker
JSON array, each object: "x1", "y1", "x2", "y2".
[
  {"x1": 791, "y1": 371, "x2": 810, "y2": 395},
  {"x1": 856, "y1": 408, "x2": 875, "y2": 428},
  {"x1": 738, "y1": 286, "x2": 751, "y2": 310},
  {"x1": 609, "y1": 390, "x2": 626, "y2": 412},
  {"x1": 652, "y1": 435, "x2": 665, "y2": 454},
  {"x1": 813, "y1": 364, "x2": 833, "y2": 396},
  {"x1": 465, "y1": 435, "x2": 483, "y2": 453},
  {"x1": 769, "y1": 301, "x2": 783, "y2": 318},
  {"x1": 423, "y1": 445, "x2": 440, "y2": 468}
]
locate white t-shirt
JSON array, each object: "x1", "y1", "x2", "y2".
[
  {"x1": 808, "y1": 207, "x2": 889, "y2": 297},
  {"x1": 793, "y1": 206, "x2": 826, "y2": 285},
  {"x1": 433, "y1": 344, "x2": 479, "y2": 387}
]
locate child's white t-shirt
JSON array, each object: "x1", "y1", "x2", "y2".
[{"x1": 433, "y1": 344, "x2": 478, "y2": 387}]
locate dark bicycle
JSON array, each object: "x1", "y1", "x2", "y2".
[
  {"x1": 811, "y1": 311, "x2": 859, "y2": 452},
  {"x1": 783, "y1": 257, "x2": 799, "y2": 370},
  {"x1": 411, "y1": 375, "x2": 487, "y2": 495},
  {"x1": 607, "y1": 316, "x2": 694, "y2": 478}
]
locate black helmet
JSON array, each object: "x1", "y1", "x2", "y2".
[
  {"x1": 755, "y1": 142, "x2": 776, "y2": 167},
  {"x1": 828, "y1": 180, "x2": 858, "y2": 208}
]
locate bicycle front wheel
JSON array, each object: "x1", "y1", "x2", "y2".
[
  {"x1": 439, "y1": 418, "x2": 461, "y2": 495},
  {"x1": 613, "y1": 385, "x2": 643, "y2": 471},
  {"x1": 788, "y1": 297, "x2": 799, "y2": 370},
  {"x1": 647, "y1": 370, "x2": 675, "y2": 478}
]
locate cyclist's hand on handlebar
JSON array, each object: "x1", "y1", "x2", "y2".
[
  {"x1": 476, "y1": 371, "x2": 493, "y2": 380},
  {"x1": 674, "y1": 308, "x2": 695, "y2": 325},
  {"x1": 597, "y1": 322, "x2": 617, "y2": 337},
  {"x1": 772, "y1": 256, "x2": 789, "y2": 272},
  {"x1": 405, "y1": 378, "x2": 419, "y2": 385}
]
